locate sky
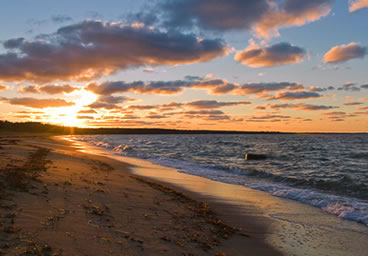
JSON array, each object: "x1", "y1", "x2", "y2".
[{"x1": 0, "y1": 0, "x2": 367, "y2": 132}]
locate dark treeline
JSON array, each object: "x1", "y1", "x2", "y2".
[{"x1": 0, "y1": 120, "x2": 285, "y2": 135}]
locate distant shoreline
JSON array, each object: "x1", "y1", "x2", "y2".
[{"x1": 0, "y1": 120, "x2": 367, "y2": 134}]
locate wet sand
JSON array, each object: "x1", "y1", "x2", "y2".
[
  {"x1": 65, "y1": 135, "x2": 368, "y2": 256},
  {"x1": 0, "y1": 135, "x2": 280, "y2": 255}
]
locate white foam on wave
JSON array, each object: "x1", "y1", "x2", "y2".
[{"x1": 72, "y1": 136, "x2": 368, "y2": 226}]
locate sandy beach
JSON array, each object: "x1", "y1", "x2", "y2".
[{"x1": 0, "y1": 134, "x2": 280, "y2": 255}]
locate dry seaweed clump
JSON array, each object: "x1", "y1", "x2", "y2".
[
  {"x1": 1, "y1": 147, "x2": 50, "y2": 192},
  {"x1": 132, "y1": 176, "x2": 241, "y2": 252},
  {"x1": 0, "y1": 145, "x2": 51, "y2": 254}
]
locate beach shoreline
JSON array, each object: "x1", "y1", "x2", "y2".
[
  {"x1": 63, "y1": 134, "x2": 368, "y2": 256},
  {"x1": 0, "y1": 134, "x2": 281, "y2": 255}
]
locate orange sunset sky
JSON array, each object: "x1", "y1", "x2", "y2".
[{"x1": 0, "y1": 0, "x2": 367, "y2": 132}]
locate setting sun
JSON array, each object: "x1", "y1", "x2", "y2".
[{"x1": 44, "y1": 89, "x2": 98, "y2": 127}]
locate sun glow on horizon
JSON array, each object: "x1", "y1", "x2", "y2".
[{"x1": 46, "y1": 89, "x2": 98, "y2": 127}]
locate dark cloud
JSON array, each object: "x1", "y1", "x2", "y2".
[
  {"x1": 323, "y1": 111, "x2": 346, "y2": 116},
  {"x1": 253, "y1": 105, "x2": 267, "y2": 110},
  {"x1": 247, "y1": 114, "x2": 292, "y2": 122},
  {"x1": 185, "y1": 100, "x2": 250, "y2": 109},
  {"x1": 180, "y1": 110, "x2": 231, "y2": 121},
  {"x1": 0, "y1": 20, "x2": 227, "y2": 82},
  {"x1": 266, "y1": 91, "x2": 321, "y2": 101},
  {"x1": 269, "y1": 103, "x2": 337, "y2": 111},
  {"x1": 324, "y1": 42, "x2": 367, "y2": 63},
  {"x1": 307, "y1": 86, "x2": 334, "y2": 92},
  {"x1": 3, "y1": 37, "x2": 25, "y2": 48},
  {"x1": 87, "y1": 95, "x2": 135, "y2": 109},
  {"x1": 51, "y1": 15, "x2": 73, "y2": 24},
  {"x1": 159, "y1": 0, "x2": 270, "y2": 31},
  {"x1": 344, "y1": 102, "x2": 363, "y2": 106},
  {"x1": 235, "y1": 42, "x2": 306, "y2": 67},
  {"x1": 1, "y1": 97, "x2": 74, "y2": 108},
  {"x1": 86, "y1": 77, "x2": 307, "y2": 97},
  {"x1": 145, "y1": 113, "x2": 167, "y2": 119},
  {"x1": 152, "y1": 0, "x2": 333, "y2": 38},
  {"x1": 361, "y1": 84, "x2": 368, "y2": 89},
  {"x1": 236, "y1": 82, "x2": 303, "y2": 95},
  {"x1": 77, "y1": 115, "x2": 95, "y2": 120},
  {"x1": 337, "y1": 83, "x2": 360, "y2": 91}
]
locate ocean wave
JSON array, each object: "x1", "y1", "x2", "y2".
[{"x1": 69, "y1": 134, "x2": 368, "y2": 226}]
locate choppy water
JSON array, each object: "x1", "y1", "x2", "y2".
[{"x1": 70, "y1": 134, "x2": 368, "y2": 225}]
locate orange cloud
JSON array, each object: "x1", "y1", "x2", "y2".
[
  {"x1": 18, "y1": 84, "x2": 78, "y2": 94},
  {"x1": 324, "y1": 42, "x2": 367, "y2": 63},
  {"x1": 1, "y1": 97, "x2": 75, "y2": 108},
  {"x1": 0, "y1": 21, "x2": 227, "y2": 82},
  {"x1": 0, "y1": 85, "x2": 8, "y2": 91},
  {"x1": 39, "y1": 85, "x2": 78, "y2": 94},
  {"x1": 349, "y1": 0, "x2": 368, "y2": 12},
  {"x1": 235, "y1": 42, "x2": 306, "y2": 67},
  {"x1": 254, "y1": 1, "x2": 332, "y2": 38}
]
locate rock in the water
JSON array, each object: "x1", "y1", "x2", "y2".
[{"x1": 245, "y1": 153, "x2": 267, "y2": 160}]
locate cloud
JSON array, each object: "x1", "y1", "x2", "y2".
[
  {"x1": 51, "y1": 15, "x2": 73, "y2": 23},
  {"x1": 87, "y1": 95, "x2": 135, "y2": 109},
  {"x1": 344, "y1": 102, "x2": 363, "y2": 105},
  {"x1": 236, "y1": 82, "x2": 303, "y2": 95},
  {"x1": 254, "y1": 0, "x2": 333, "y2": 38},
  {"x1": 86, "y1": 80, "x2": 191, "y2": 95},
  {"x1": 235, "y1": 42, "x2": 306, "y2": 67},
  {"x1": 246, "y1": 114, "x2": 292, "y2": 122},
  {"x1": 77, "y1": 115, "x2": 95, "y2": 120},
  {"x1": 323, "y1": 111, "x2": 346, "y2": 116},
  {"x1": 159, "y1": 0, "x2": 270, "y2": 31},
  {"x1": 179, "y1": 110, "x2": 231, "y2": 121},
  {"x1": 86, "y1": 77, "x2": 306, "y2": 97},
  {"x1": 269, "y1": 103, "x2": 337, "y2": 111},
  {"x1": 254, "y1": 105, "x2": 267, "y2": 110},
  {"x1": 38, "y1": 84, "x2": 78, "y2": 94},
  {"x1": 0, "y1": 20, "x2": 227, "y2": 82},
  {"x1": 0, "y1": 85, "x2": 8, "y2": 91},
  {"x1": 18, "y1": 84, "x2": 78, "y2": 94},
  {"x1": 349, "y1": 0, "x2": 368, "y2": 12},
  {"x1": 338, "y1": 82, "x2": 360, "y2": 91},
  {"x1": 361, "y1": 84, "x2": 368, "y2": 89},
  {"x1": 78, "y1": 109, "x2": 98, "y2": 114},
  {"x1": 18, "y1": 85, "x2": 40, "y2": 94},
  {"x1": 307, "y1": 86, "x2": 334, "y2": 92},
  {"x1": 266, "y1": 91, "x2": 321, "y2": 100},
  {"x1": 1, "y1": 97, "x2": 75, "y2": 108},
  {"x1": 324, "y1": 42, "x2": 367, "y2": 63},
  {"x1": 143, "y1": 67, "x2": 155, "y2": 73},
  {"x1": 185, "y1": 100, "x2": 250, "y2": 109},
  {"x1": 155, "y1": 0, "x2": 333, "y2": 38}
]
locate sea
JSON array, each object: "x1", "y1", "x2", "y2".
[{"x1": 70, "y1": 133, "x2": 368, "y2": 226}]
